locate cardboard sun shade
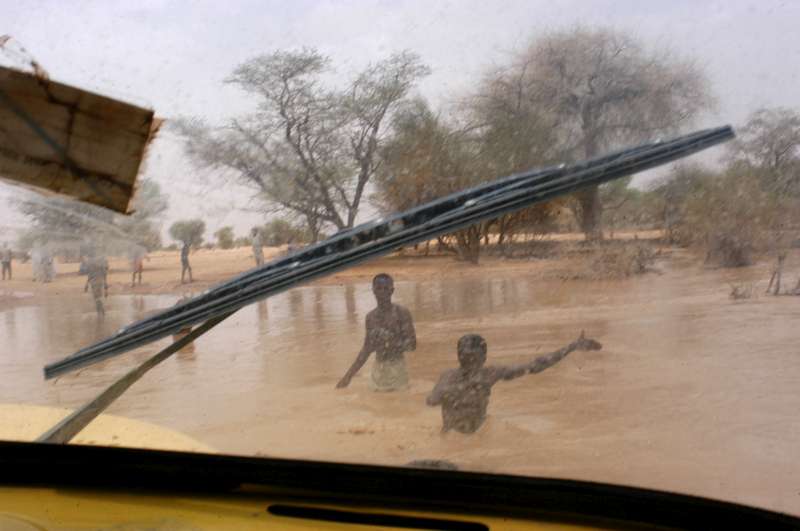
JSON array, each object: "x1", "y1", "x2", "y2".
[{"x1": 0, "y1": 65, "x2": 159, "y2": 214}]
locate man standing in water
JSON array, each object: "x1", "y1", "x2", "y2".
[
  {"x1": 251, "y1": 227, "x2": 264, "y2": 267},
  {"x1": 426, "y1": 332, "x2": 602, "y2": 434},
  {"x1": 336, "y1": 274, "x2": 416, "y2": 391},
  {"x1": 1, "y1": 243, "x2": 11, "y2": 280},
  {"x1": 180, "y1": 242, "x2": 193, "y2": 284},
  {"x1": 84, "y1": 252, "x2": 109, "y2": 316}
]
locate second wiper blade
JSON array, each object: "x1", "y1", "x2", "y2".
[{"x1": 44, "y1": 125, "x2": 734, "y2": 379}]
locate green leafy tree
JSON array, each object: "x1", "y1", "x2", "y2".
[
  {"x1": 375, "y1": 99, "x2": 487, "y2": 263},
  {"x1": 214, "y1": 226, "x2": 235, "y2": 249},
  {"x1": 376, "y1": 98, "x2": 561, "y2": 263},
  {"x1": 234, "y1": 236, "x2": 253, "y2": 248},
  {"x1": 261, "y1": 219, "x2": 307, "y2": 246},
  {"x1": 169, "y1": 219, "x2": 206, "y2": 248}
]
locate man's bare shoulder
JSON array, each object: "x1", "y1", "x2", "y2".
[
  {"x1": 393, "y1": 304, "x2": 413, "y2": 319},
  {"x1": 436, "y1": 368, "x2": 458, "y2": 383},
  {"x1": 481, "y1": 365, "x2": 510, "y2": 383}
]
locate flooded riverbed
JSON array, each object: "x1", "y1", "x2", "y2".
[{"x1": 1, "y1": 253, "x2": 799, "y2": 515}]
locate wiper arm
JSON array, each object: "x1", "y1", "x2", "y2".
[
  {"x1": 37, "y1": 314, "x2": 230, "y2": 443},
  {"x1": 44, "y1": 126, "x2": 734, "y2": 380}
]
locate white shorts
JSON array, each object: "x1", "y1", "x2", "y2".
[{"x1": 369, "y1": 359, "x2": 409, "y2": 392}]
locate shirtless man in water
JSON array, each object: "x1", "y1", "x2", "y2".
[
  {"x1": 426, "y1": 332, "x2": 602, "y2": 434},
  {"x1": 336, "y1": 274, "x2": 416, "y2": 391}
]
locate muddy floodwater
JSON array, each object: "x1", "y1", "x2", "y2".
[{"x1": 1, "y1": 252, "x2": 799, "y2": 515}]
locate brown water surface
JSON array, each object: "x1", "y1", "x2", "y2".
[{"x1": 1, "y1": 254, "x2": 798, "y2": 515}]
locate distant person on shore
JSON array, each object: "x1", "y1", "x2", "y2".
[
  {"x1": 130, "y1": 246, "x2": 147, "y2": 286},
  {"x1": 180, "y1": 242, "x2": 193, "y2": 284},
  {"x1": 38, "y1": 249, "x2": 55, "y2": 283},
  {"x1": 285, "y1": 236, "x2": 300, "y2": 255},
  {"x1": 251, "y1": 227, "x2": 264, "y2": 267},
  {"x1": 336, "y1": 273, "x2": 416, "y2": 391},
  {"x1": 426, "y1": 332, "x2": 602, "y2": 434},
  {"x1": 1, "y1": 243, "x2": 11, "y2": 280},
  {"x1": 84, "y1": 251, "x2": 109, "y2": 316}
]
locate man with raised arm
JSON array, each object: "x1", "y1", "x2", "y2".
[
  {"x1": 336, "y1": 273, "x2": 416, "y2": 391},
  {"x1": 427, "y1": 332, "x2": 602, "y2": 434}
]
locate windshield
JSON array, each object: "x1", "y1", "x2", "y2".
[{"x1": 1, "y1": 0, "x2": 798, "y2": 517}]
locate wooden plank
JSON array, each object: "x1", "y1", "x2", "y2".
[{"x1": 0, "y1": 66, "x2": 158, "y2": 214}]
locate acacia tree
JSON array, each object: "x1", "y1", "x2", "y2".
[
  {"x1": 175, "y1": 49, "x2": 429, "y2": 242},
  {"x1": 519, "y1": 27, "x2": 713, "y2": 240}
]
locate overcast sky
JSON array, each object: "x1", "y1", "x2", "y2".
[{"x1": 1, "y1": 0, "x2": 799, "y2": 241}]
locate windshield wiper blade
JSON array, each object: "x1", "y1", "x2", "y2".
[
  {"x1": 37, "y1": 313, "x2": 231, "y2": 443},
  {"x1": 44, "y1": 126, "x2": 734, "y2": 380}
]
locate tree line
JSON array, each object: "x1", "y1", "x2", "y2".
[
  {"x1": 12, "y1": 26, "x2": 800, "y2": 268},
  {"x1": 165, "y1": 218, "x2": 317, "y2": 251},
  {"x1": 649, "y1": 107, "x2": 800, "y2": 267},
  {"x1": 175, "y1": 26, "x2": 713, "y2": 262}
]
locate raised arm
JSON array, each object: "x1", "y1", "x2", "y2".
[
  {"x1": 491, "y1": 332, "x2": 602, "y2": 383},
  {"x1": 336, "y1": 316, "x2": 377, "y2": 388}
]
